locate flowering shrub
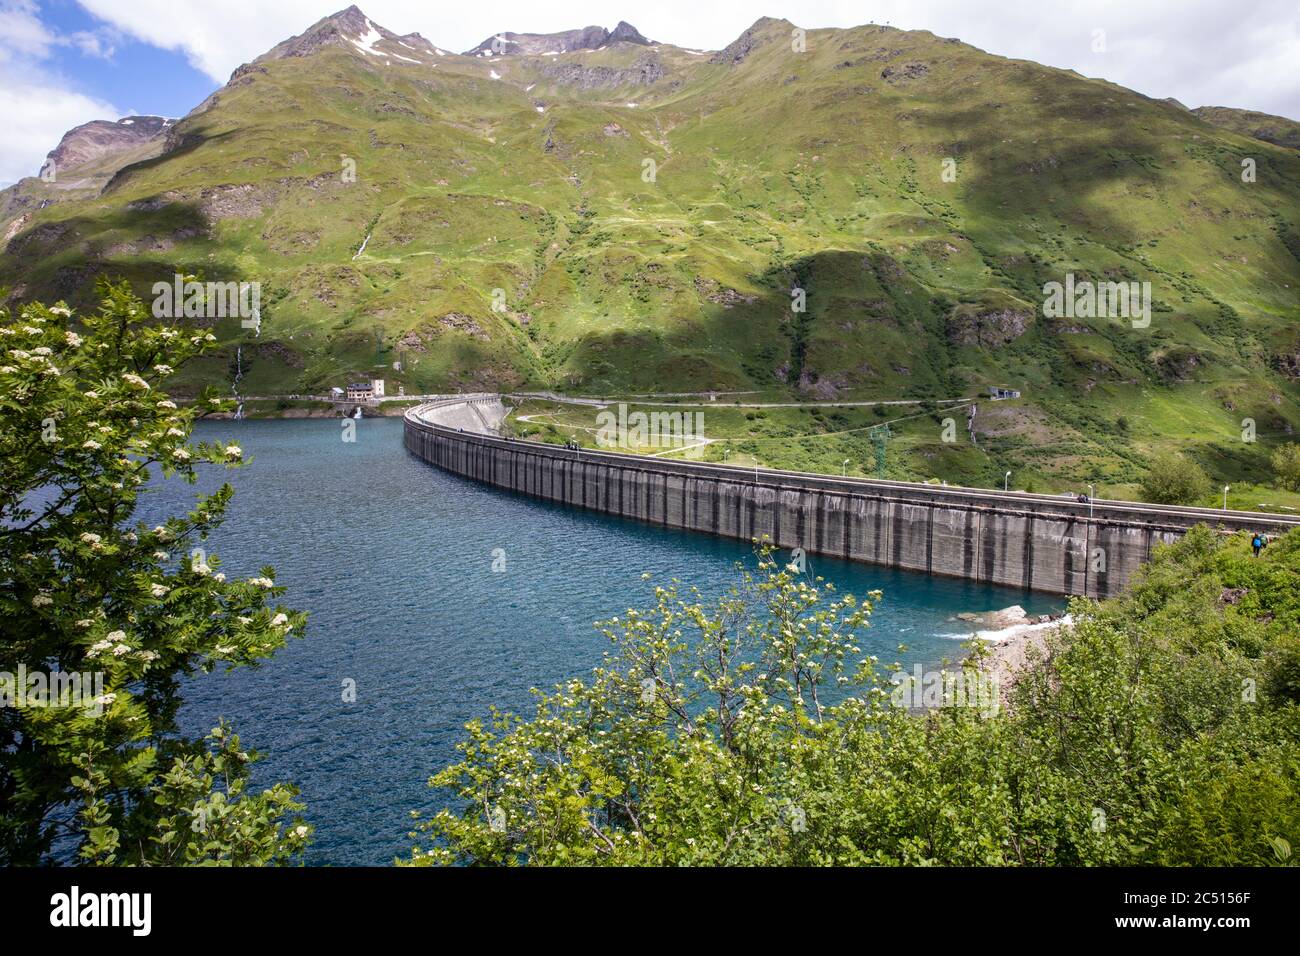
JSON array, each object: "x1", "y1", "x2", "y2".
[{"x1": 0, "y1": 280, "x2": 310, "y2": 865}]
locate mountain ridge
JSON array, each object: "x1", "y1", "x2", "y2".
[
  {"x1": 464, "y1": 21, "x2": 653, "y2": 57},
  {"x1": 1, "y1": 6, "x2": 1297, "y2": 494}
]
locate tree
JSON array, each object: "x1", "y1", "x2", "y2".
[
  {"x1": 407, "y1": 547, "x2": 1031, "y2": 866},
  {"x1": 0, "y1": 281, "x2": 311, "y2": 865},
  {"x1": 1272, "y1": 443, "x2": 1300, "y2": 492},
  {"x1": 1139, "y1": 450, "x2": 1211, "y2": 505},
  {"x1": 407, "y1": 548, "x2": 885, "y2": 865}
]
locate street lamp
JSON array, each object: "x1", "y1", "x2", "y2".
[
  {"x1": 1223, "y1": 485, "x2": 1230, "y2": 511},
  {"x1": 1004, "y1": 470, "x2": 1012, "y2": 492},
  {"x1": 1088, "y1": 483, "x2": 1095, "y2": 522},
  {"x1": 842, "y1": 459, "x2": 850, "y2": 477}
]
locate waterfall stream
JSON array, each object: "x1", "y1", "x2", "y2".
[{"x1": 232, "y1": 344, "x2": 244, "y2": 420}]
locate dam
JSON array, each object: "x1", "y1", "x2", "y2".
[{"x1": 403, "y1": 395, "x2": 1300, "y2": 598}]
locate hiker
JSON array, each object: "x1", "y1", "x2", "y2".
[{"x1": 1252, "y1": 533, "x2": 1266, "y2": 557}]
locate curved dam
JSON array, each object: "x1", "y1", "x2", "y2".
[{"x1": 403, "y1": 396, "x2": 1300, "y2": 598}]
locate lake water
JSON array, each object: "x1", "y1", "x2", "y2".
[{"x1": 139, "y1": 418, "x2": 1062, "y2": 866}]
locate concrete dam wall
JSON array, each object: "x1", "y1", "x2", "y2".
[{"x1": 404, "y1": 397, "x2": 1300, "y2": 599}]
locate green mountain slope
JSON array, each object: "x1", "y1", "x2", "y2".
[
  {"x1": 1193, "y1": 106, "x2": 1300, "y2": 151},
  {"x1": 2, "y1": 7, "x2": 1298, "y2": 491}
]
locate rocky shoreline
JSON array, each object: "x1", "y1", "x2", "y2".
[{"x1": 956, "y1": 605, "x2": 1073, "y2": 706}]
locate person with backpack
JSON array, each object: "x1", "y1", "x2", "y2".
[{"x1": 1252, "y1": 533, "x2": 1266, "y2": 557}]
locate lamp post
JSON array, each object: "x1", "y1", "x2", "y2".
[
  {"x1": 1088, "y1": 483, "x2": 1095, "y2": 522},
  {"x1": 1004, "y1": 470, "x2": 1012, "y2": 492},
  {"x1": 1223, "y1": 485, "x2": 1231, "y2": 511},
  {"x1": 842, "y1": 459, "x2": 850, "y2": 477}
]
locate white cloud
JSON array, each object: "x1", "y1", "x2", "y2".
[
  {"x1": 0, "y1": 83, "x2": 119, "y2": 185},
  {"x1": 75, "y1": 0, "x2": 315, "y2": 81},
  {"x1": 0, "y1": 0, "x2": 55, "y2": 61},
  {"x1": 72, "y1": 0, "x2": 1300, "y2": 119},
  {"x1": 0, "y1": 1, "x2": 122, "y2": 186},
  {"x1": 64, "y1": 28, "x2": 121, "y2": 60}
]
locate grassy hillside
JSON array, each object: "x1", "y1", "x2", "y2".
[
  {"x1": 1194, "y1": 105, "x2": 1300, "y2": 151},
  {"x1": 2, "y1": 13, "x2": 1298, "y2": 493}
]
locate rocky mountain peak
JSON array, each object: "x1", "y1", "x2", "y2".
[
  {"x1": 608, "y1": 21, "x2": 651, "y2": 45},
  {"x1": 710, "y1": 17, "x2": 794, "y2": 65},
  {"x1": 246, "y1": 5, "x2": 445, "y2": 72},
  {"x1": 463, "y1": 22, "x2": 653, "y2": 57},
  {"x1": 45, "y1": 116, "x2": 171, "y2": 175}
]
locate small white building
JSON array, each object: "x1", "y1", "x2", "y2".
[{"x1": 371, "y1": 378, "x2": 385, "y2": 399}]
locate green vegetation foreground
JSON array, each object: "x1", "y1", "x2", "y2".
[
  {"x1": 0, "y1": 285, "x2": 310, "y2": 865},
  {"x1": 412, "y1": 529, "x2": 1300, "y2": 866}
]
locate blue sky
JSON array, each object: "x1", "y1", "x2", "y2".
[
  {"x1": 3, "y1": 0, "x2": 1298, "y2": 186},
  {"x1": 34, "y1": 0, "x2": 215, "y2": 117}
]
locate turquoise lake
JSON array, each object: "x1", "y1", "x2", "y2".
[{"x1": 142, "y1": 418, "x2": 1063, "y2": 866}]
